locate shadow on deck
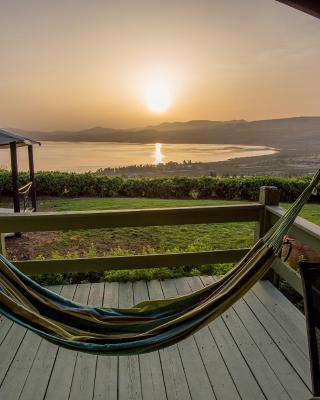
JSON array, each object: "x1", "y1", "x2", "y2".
[{"x1": 0, "y1": 276, "x2": 311, "y2": 400}]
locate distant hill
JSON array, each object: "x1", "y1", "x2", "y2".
[
  {"x1": 146, "y1": 119, "x2": 247, "y2": 131},
  {"x1": 7, "y1": 116, "x2": 320, "y2": 150}
]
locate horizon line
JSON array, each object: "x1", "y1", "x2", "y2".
[{"x1": 4, "y1": 114, "x2": 320, "y2": 133}]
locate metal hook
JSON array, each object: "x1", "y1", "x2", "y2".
[{"x1": 281, "y1": 238, "x2": 294, "y2": 262}]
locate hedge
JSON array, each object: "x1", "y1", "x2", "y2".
[{"x1": 0, "y1": 170, "x2": 318, "y2": 202}]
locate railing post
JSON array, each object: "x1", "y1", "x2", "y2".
[
  {"x1": 28, "y1": 145, "x2": 37, "y2": 211},
  {"x1": 0, "y1": 233, "x2": 6, "y2": 257},
  {"x1": 10, "y1": 142, "x2": 20, "y2": 213},
  {"x1": 256, "y1": 186, "x2": 280, "y2": 283}
]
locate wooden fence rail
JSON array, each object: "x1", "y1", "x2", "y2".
[
  {"x1": 0, "y1": 187, "x2": 319, "y2": 296},
  {"x1": 266, "y1": 205, "x2": 320, "y2": 295},
  {"x1": 0, "y1": 204, "x2": 262, "y2": 232},
  {"x1": 13, "y1": 248, "x2": 249, "y2": 275},
  {"x1": 0, "y1": 203, "x2": 260, "y2": 275}
]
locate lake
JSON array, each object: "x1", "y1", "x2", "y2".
[{"x1": 0, "y1": 141, "x2": 276, "y2": 172}]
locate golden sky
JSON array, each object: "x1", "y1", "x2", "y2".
[{"x1": 0, "y1": 0, "x2": 320, "y2": 130}]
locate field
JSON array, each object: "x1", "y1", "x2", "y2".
[{"x1": 2, "y1": 196, "x2": 320, "y2": 284}]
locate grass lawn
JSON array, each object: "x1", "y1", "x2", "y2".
[
  {"x1": 289, "y1": 203, "x2": 320, "y2": 226},
  {"x1": 34, "y1": 197, "x2": 255, "y2": 256},
  {"x1": 3, "y1": 197, "x2": 320, "y2": 284}
]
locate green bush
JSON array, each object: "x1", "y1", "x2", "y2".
[{"x1": 0, "y1": 170, "x2": 318, "y2": 202}]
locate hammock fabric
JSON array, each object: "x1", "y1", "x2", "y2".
[{"x1": 0, "y1": 170, "x2": 320, "y2": 355}]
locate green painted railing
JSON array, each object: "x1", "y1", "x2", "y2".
[
  {"x1": 0, "y1": 186, "x2": 319, "y2": 296},
  {"x1": 0, "y1": 203, "x2": 262, "y2": 275},
  {"x1": 12, "y1": 249, "x2": 249, "y2": 275},
  {"x1": 266, "y1": 205, "x2": 320, "y2": 295},
  {"x1": 0, "y1": 204, "x2": 262, "y2": 232}
]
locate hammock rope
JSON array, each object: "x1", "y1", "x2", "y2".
[{"x1": 0, "y1": 169, "x2": 319, "y2": 355}]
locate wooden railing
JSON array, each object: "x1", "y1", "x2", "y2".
[
  {"x1": 266, "y1": 205, "x2": 320, "y2": 295},
  {"x1": 0, "y1": 204, "x2": 260, "y2": 274},
  {"x1": 0, "y1": 186, "x2": 319, "y2": 295}
]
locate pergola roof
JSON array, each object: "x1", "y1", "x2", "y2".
[
  {"x1": 0, "y1": 129, "x2": 40, "y2": 149},
  {"x1": 276, "y1": 1, "x2": 320, "y2": 19}
]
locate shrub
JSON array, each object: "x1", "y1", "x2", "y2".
[{"x1": 0, "y1": 170, "x2": 319, "y2": 202}]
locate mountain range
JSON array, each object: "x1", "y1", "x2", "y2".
[{"x1": 8, "y1": 116, "x2": 320, "y2": 150}]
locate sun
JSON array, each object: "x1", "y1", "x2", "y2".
[{"x1": 145, "y1": 81, "x2": 171, "y2": 113}]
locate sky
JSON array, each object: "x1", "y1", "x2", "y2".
[{"x1": 0, "y1": 0, "x2": 320, "y2": 131}]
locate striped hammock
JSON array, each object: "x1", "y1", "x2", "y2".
[{"x1": 0, "y1": 170, "x2": 319, "y2": 355}]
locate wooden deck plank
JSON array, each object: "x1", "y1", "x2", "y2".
[
  {"x1": 221, "y1": 305, "x2": 291, "y2": 399},
  {"x1": 118, "y1": 282, "x2": 142, "y2": 400},
  {"x1": 234, "y1": 294, "x2": 311, "y2": 399},
  {"x1": 19, "y1": 285, "x2": 76, "y2": 400},
  {"x1": 44, "y1": 283, "x2": 91, "y2": 400},
  {"x1": 148, "y1": 279, "x2": 191, "y2": 400},
  {"x1": 186, "y1": 276, "x2": 241, "y2": 400},
  {"x1": 252, "y1": 280, "x2": 308, "y2": 355},
  {"x1": 0, "y1": 331, "x2": 41, "y2": 400},
  {"x1": 163, "y1": 278, "x2": 215, "y2": 400},
  {"x1": 0, "y1": 286, "x2": 62, "y2": 400},
  {"x1": 244, "y1": 288, "x2": 311, "y2": 388},
  {"x1": 200, "y1": 276, "x2": 269, "y2": 400},
  {"x1": 133, "y1": 280, "x2": 167, "y2": 400},
  {"x1": 0, "y1": 313, "x2": 14, "y2": 345},
  {"x1": 69, "y1": 283, "x2": 105, "y2": 400},
  {"x1": 174, "y1": 278, "x2": 221, "y2": 400},
  {"x1": 0, "y1": 320, "x2": 27, "y2": 385},
  {"x1": 93, "y1": 282, "x2": 119, "y2": 400},
  {"x1": 204, "y1": 276, "x2": 310, "y2": 400},
  {"x1": 0, "y1": 276, "x2": 312, "y2": 400},
  {"x1": 0, "y1": 286, "x2": 61, "y2": 393}
]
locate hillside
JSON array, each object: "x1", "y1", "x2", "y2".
[{"x1": 8, "y1": 116, "x2": 320, "y2": 151}]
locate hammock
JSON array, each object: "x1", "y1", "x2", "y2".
[{"x1": 0, "y1": 170, "x2": 319, "y2": 355}]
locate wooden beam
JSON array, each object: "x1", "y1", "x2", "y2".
[
  {"x1": 9, "y1": 142, "x2": 20, "y2": 213},
  {"x1": 12, "y1": 248, "x2": 249, "y2": 274},
  {"x1": 0, "y1": 234, "x2": 6, "y2": 257},
  {"x1": 276, "y1": 0, "x2": 320, "y2": 19},
  {"x1": 258, "y1": 186, "x2": 280, "y2": 207},
  {"x1": 271, "y1": 257, "x2": 303, "y2": 295},
  {"x1": 266, "y1": 205, "x2": 320, "y2": 250},
  {"x1": 28, "y1": 145, "x2": 37, "y2": 211},
  {"x1": 255, "y1": 186, "x2": 279, "y2": 241},
  {"x1": 0, "y1": 204, "x2": 263, "y2": 233}
]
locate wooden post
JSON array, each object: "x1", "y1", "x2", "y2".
[
  {"x1": 256, "y1": 186, "x2": 280, "y2": 283},
  {"x1": 28, "y1": 145, "x2": 37, "y2": 211},
  {"x1": 255, "y1": 186, "x2": 280, "y2": 240},
  {"x1": 10, "y1": 142, "x2": 20, "y2": 213},
  {"x1": 0, "y1": 233, "x2": 6, "y2": 257}
]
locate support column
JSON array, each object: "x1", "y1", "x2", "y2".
[
  {"x1": 28, "y1": 145, "x2": 37, "y2": 211},
  {"x1": 0, "y1": 234, "x2": 6, "y2": 257},
  {"x1": 10, "y1": 142, "x2": 20, "y2": 213},
  {"x1": 255, "y1": 186, "x2": 280, "y2": 240}
]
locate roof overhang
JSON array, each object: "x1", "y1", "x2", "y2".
[
  {"x1": 0, "y1": 129, "x2": 40, "y2": 149},
  {"x1": 276, "y1": 1, "x2": 320, "y2": 19}
]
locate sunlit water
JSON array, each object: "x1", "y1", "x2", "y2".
[{"x1": 0, "y1": 141, "x2": 276, "y2": 172}]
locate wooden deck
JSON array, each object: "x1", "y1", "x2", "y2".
[{"x1": 0, "y1": 276, "x2": 312, "y2": 400}]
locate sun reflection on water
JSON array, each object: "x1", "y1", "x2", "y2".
[{"x1": 154, "y1": 143, "x2": 163, "y2": 164}]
